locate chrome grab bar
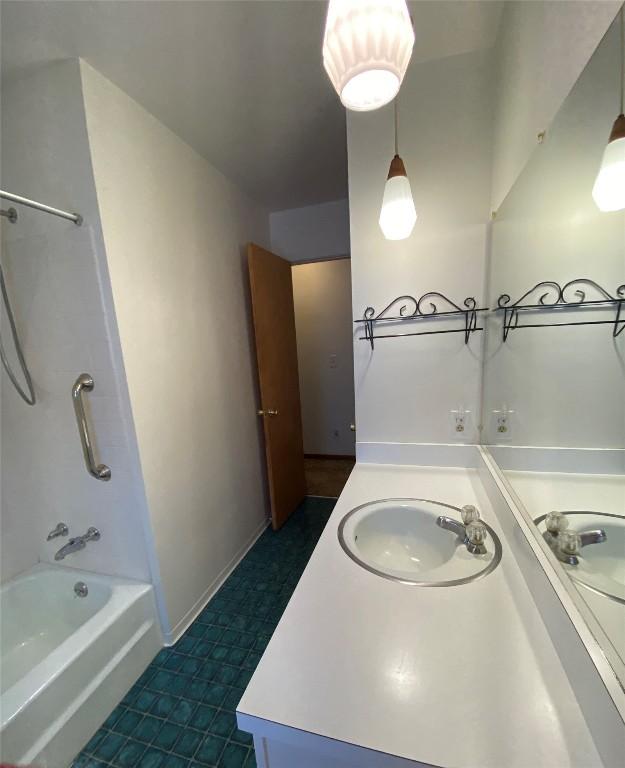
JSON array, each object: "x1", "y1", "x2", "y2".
[{"x1": 72, "y1": 373, "x2": 111, "y2": 481}]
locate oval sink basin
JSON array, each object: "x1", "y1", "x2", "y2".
[
  {"x1": 338, "y1": 498, "x2": 502, "y2": 586},
  {"x1": 536, "y1": 511, "x2": 625, "y2": 604}
]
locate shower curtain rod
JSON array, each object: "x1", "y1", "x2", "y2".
[{"x1": 0, "y1": 190, "x2": 82, "y2": 225}]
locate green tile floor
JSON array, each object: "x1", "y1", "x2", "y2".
[{"x1": 72, "y1": 497, "x2": 334, "y2": 768}]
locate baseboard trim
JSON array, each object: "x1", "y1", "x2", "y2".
[
  {"x1": 305, "y1": 453, "x2": 356, "y2": 460},
  {"x1": 164, "y1": 517, "x2": 269, "y2": 645}
]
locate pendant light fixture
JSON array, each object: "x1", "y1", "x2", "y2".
[
  {"x1": 592, "y1": 7, "x2": 625, "y2": 212},
  {"x1": 322, "y1": 0, "x2": 415, "y2": 112},
  {"x1": 379, "y1": 99, "x2": 417, "y2": 240}
]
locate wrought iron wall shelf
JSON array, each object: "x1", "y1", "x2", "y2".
[
  {"x1": 355, "y1": 293, "x2": 488, "y2": 349},
  {"x1": 494, "y1": 279, "x2": 625, "y2": 342}
]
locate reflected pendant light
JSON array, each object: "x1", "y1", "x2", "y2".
[
  {"x1": 322, "y1": 0, "x2": 415, "y2": 112},
  {"x1": 379, "y1": 99, "x2": 417, "y2": 240},
  {"x1": 592, "y1": 8, "x2": 625, "y2": 212}
]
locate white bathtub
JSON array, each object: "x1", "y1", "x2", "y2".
[{"x1": 0, "y1": 563, "x2": 161, "y2": 767}]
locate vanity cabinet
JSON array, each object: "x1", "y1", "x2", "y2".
[{"x1": 238, "y1": 461, "x2": 615, "y2": 768}]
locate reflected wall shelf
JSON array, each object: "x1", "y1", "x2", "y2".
[
  {"x1": 494, "y1": 279, "x2": 625, "y2": 342},
  {"x1": 354, "y1": 292, "x2": 488, "y2": 349}
]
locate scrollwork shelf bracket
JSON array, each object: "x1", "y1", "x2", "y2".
[
  {"x1": 496, "y1": 279, "x2": 625, "y2": 342},
  {"x1": 356, "y1": 292, "x2": 488, "y2": 350}
]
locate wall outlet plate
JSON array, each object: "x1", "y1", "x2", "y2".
[
  {"x1": 450, "y1": 408, "x2": 471, "y2": 439},
  {"x1": 492, "y1": 407, "x2": 515, "y2": 441}
]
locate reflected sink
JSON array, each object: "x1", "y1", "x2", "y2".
[
  {"x1": 536, "y1": 511, "x2": 625, "y2": 604},
  {"x1": 338, "y1": 498, "x2": 502, "y2": 586}
]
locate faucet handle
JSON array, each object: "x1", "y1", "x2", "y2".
[
  {"x1": 545, "y1": 511, "x2": 569, "y2": 534},
  {"x1": 461, "y1": 505, "x2": 480, "y2": 525},
  {"x1": 466, "y1": 520, "x2": 488, "y2": 548},
  {"x1": 558, "y1": 530, "x2": 581, "y2": 556},
  {"x1": 47, "y1": 522, "x2": 69, "y2": 540}
]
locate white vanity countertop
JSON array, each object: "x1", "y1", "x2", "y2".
[{"x1": 237, "y1": 463, "x2": 603, "y2": 767}]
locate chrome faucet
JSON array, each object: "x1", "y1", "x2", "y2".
[
  {"x1": 542, "y1": 511, "x2": 607, "y2": 566},
  {"x1": 47, "y1": 522, "x2": 69, "y2": 540},
  {"x1": 54, "y1": 527, "x2": 100, "y2": 561},
  {"x1": 437, "y1": 505, "x2": 489, "y2": 555}
]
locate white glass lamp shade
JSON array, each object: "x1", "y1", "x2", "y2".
[
  {"x1": 323, "y1": 0, "x2": 415, "y2": 112},
  {"x1": 592, "y1": 115, "x2": 625, "y2": 212},
  {"x1": 379, "y1": 155, "x2": 417, "y2": 240}
]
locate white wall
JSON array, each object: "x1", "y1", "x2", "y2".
[
  {"x1": 80, "y1": 61, "x2": 271, "y2": 641},
  {"x1": 491, "y1": 0, "x2": 621, "y2": 210},
  {"x1": 0, "y1": 60, "x2": 157, "y2": 588},
  {"x1": 347, "y1": 49, "x2": 494, "y2": 446},
  {"x1": 270, "y1": 199, "x2": 350, "y2": 263},
  {"x1": 292, "y1": 259, "x2": 355, "y2": 456},
  {"x1": 483, "y1": 17, "x2": 625, "y2": 449}
]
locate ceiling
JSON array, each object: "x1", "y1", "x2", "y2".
[{"x1": 1, "y1": 1, "x2": 503, "y2": 212}]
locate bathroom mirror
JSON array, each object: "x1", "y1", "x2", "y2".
[{"x1": 482, "y1": 14, "x2": 625, "y2": 686}]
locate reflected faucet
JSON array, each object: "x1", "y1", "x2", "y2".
[
  {"x1": 542, "y1": 511, "x2": 607, "y2": 566},
  {"x1": 55, "y1": 527, "x2": 100, "y2": 561},
  {"x1": 437, "y1": 505, "x2": 489, "y2": 555}
]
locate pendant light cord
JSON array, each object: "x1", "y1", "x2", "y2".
[{"x1": 394, "y1": 98, "x2": 399, "y2": 156}]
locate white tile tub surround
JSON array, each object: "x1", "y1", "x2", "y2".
[
  {"x1": 0, "y1": 563, "x2": 161, "y2": 768},
  {"x1": 1, "y1": 224, "x2": 152, "y2": 582},
  {"x1": 1, "y1": 60, "x2": 162, "y2": 620}
]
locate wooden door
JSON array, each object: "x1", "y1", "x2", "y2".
[{"x1": 248, "y1": 243, "x2": 306, "y2": 529}]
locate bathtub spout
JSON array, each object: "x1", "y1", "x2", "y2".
[
  {"x1": 54, "y1": 538, "x2": 85, "y2": 560},
  {"x1": 55, "y1": 527, "x2": 100, "y2": 560}
]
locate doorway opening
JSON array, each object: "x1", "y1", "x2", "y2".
[{"x1": 292, "y1": 258, "x2": 355, "y2": 497}]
